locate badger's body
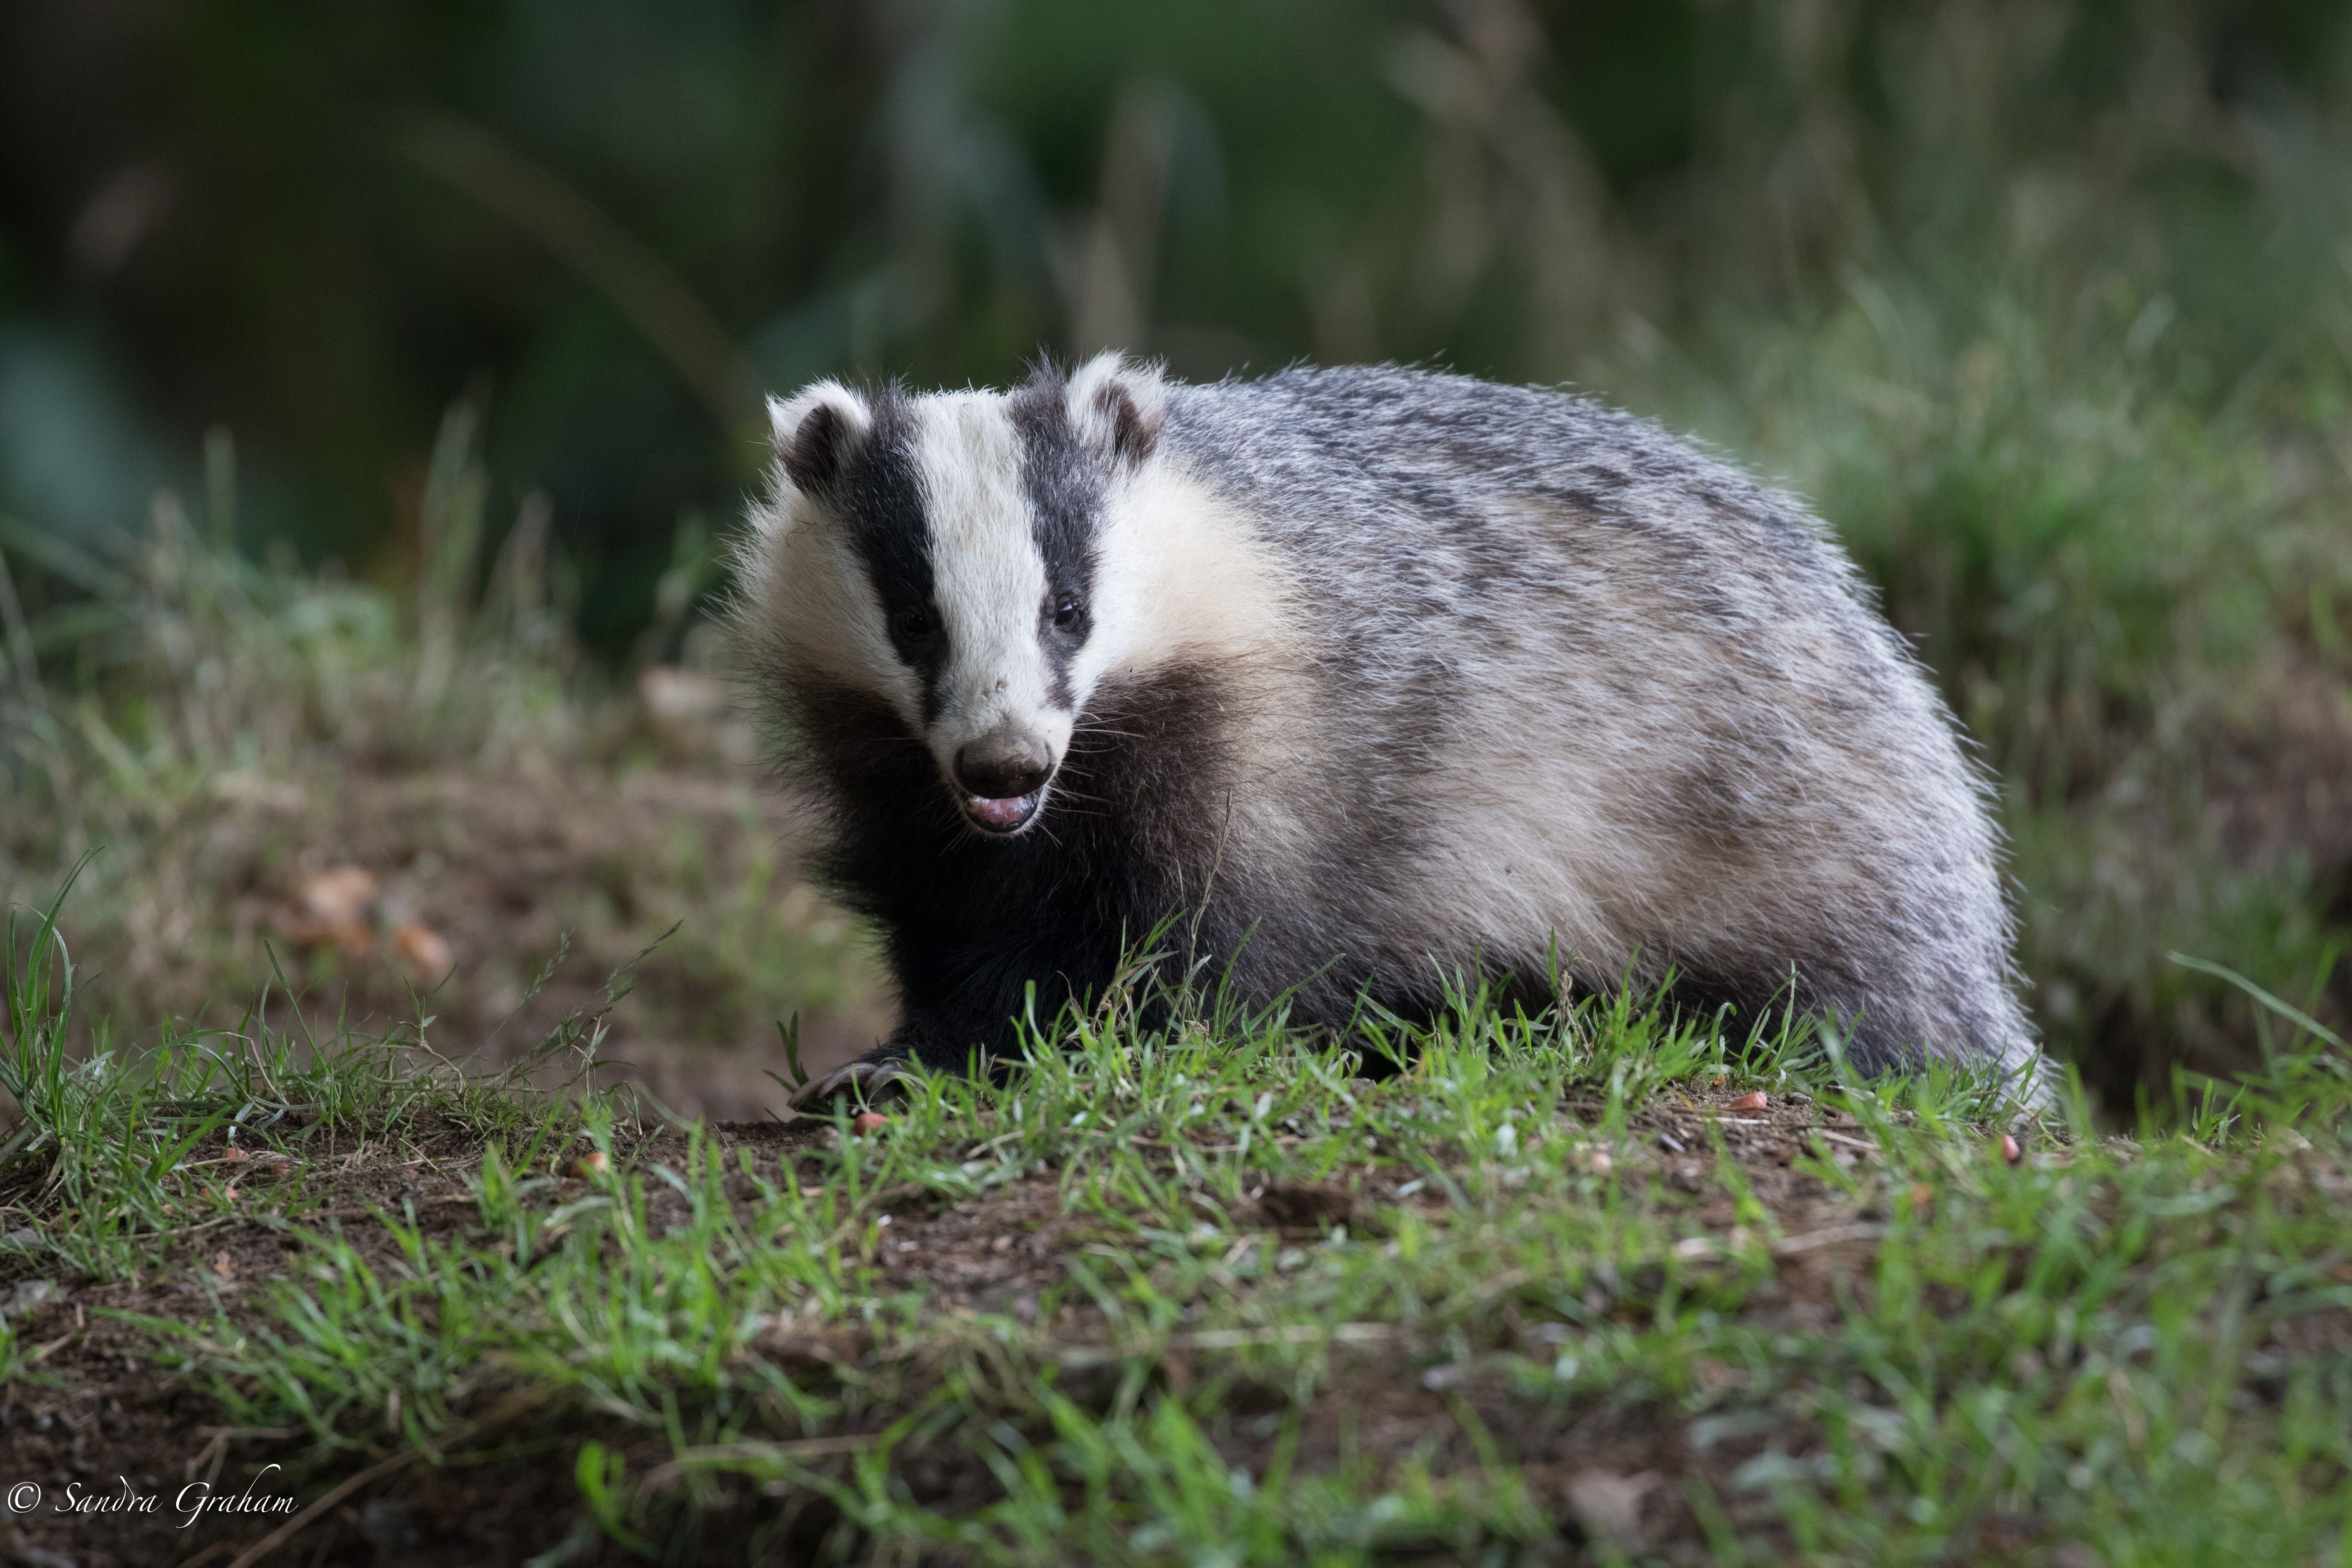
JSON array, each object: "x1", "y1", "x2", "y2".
[{"x1": 734, "y1": 356, "x2": 2043, "y2": 1095}]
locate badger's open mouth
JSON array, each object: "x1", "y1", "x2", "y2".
[{"x1": 962, "y1": 792, "x2": 1041, "y2": 834}]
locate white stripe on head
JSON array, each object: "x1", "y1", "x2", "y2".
[{"x1": 909, "y1": 395, "x2": 1071, "y2": 767}]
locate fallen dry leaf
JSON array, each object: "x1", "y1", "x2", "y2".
[
  {"x1": 851, "y1": 1112, "x2": 890, "y2": 1137},
  {"x1": 284, "y1": 865, "x2": 380, "y2": 955},
  {"x1": 1727, "y1": 1090, "x2": 1769, "y2": 1112},
  {"x1": 302, "y1": 866, "x2": 378, "y2": 924},
  {"x1": 569, "y1": 1152, "x2": 611, "y2": 1179},
  {"x1": 394, "y1": 922, "x2": 455, "y2": 978}
]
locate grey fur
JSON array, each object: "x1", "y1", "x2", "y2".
[{"x1": 734, "y1": 358, "x2": 2046, "y2": 1100}]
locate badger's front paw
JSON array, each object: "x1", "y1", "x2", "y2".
[{"x1": 787, "y1": 1057, "x2": 913, "y2": 1112}]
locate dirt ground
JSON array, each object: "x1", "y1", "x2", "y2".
[
  {"x1": 0, "y1": 1112, "x2": 810, "y2": 1568},
  {"x1": 47, "y1": 696, "x2": 894, "y2": 1128},
  {"x1": 0, "y1": 1090, "x2": 1933, "y2": 1567},
  {"x1": 231, "y1": 764, "x2": 888, "y2": 1114}
]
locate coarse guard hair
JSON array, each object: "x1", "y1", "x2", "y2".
[{"x1": 732, "y1": 356, "x2": 2046, "y2": 1102}]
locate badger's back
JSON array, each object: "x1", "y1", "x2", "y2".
[{"x1": 1145, "y1": 368, "x2": 2027, "y2": 1076}]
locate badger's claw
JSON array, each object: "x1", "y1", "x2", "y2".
[{"x1": 788, "y1": 1058, "x2": 911, "y2": 1112}]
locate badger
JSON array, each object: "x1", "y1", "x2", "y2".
[{"x1": 732, "y1": 355, "x2": 2044, "y2": 1104}]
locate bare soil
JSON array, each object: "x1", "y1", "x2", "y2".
[
  {"x1": 0, "y1": 1090, "x2": 1945, "y2": 1567},
  {"x1": 60, "y1": 752, "x2": 889, "y2": 1127}
]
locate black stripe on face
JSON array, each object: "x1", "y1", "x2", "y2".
[
  {"x1": 1010, "y1": 363, "x2": 1102, "y2": 709},
  {"x1": 838, "y1": 390, "x2": 948, "y2": 725}
]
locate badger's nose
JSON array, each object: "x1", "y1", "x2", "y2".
[{"x1": 952, "y1": 727, "x2": 1053, "y2": 799}]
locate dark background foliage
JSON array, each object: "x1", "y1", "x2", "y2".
[{"x1": 5, "y1": 1, "x2": 2336, "y2": 634}]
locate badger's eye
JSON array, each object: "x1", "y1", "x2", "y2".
[
  {"x1": 1049, "y1": 594, "x2": 1084, "y2": 632},
  {"x1": 890, "y1": 605, "x2": 933, "y2": 647}
]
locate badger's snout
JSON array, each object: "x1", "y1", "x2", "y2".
[{"x1": 950, "y1": 724, "x2": 1055, "y2": 834}]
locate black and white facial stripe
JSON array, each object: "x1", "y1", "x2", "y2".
[
  {"x1": 1010, "y1": 367, "x2": 1104, "y2": 708},
  {"x1": 824, "y1": 394, "x2": 953, "y2": 724},
  {"x1": 763, "y1": 361, "x2": 1165, "y2": 835}
]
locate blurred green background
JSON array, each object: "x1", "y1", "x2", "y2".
[{"x1": 3, "y1": 0, "x2": 2350, "y2": 1110}]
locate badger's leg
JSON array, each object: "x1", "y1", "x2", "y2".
[
  {"x1": 791, "y1": 927, "x2": 1121, "y2": 1108},
  {"x1": 871, "y1": 989, "x2": 1033, "y2": 1079},
  {"x1": 1834, "y1": 970, "x2": 2048, "y2": 1105},
  {"x1": 787, "y1": 1018, "x2": 1014, "y2": 1112},
  {"x1": 789, "y1": 1004, "x2": 1024, "y2": 1110},
  {"x1": 1703, "y1": 909, "x2": 2046, "y2": 1106}
]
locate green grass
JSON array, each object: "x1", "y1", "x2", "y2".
[
  {"x1": 6, "y1": 9, "x2": 2351, "y2": 1556},
  {"x1": 5, "y1": 891, "x2": 2349, "y2": 1564}
]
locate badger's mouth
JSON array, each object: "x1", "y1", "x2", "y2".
[
  {"x1": 947, "y1": 727, "x2": 1057, "y2": 837},
  {"x1": 961, "y1": 790, "x2": 1042, "y2": 835}
]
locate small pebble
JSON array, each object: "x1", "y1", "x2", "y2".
[
  {"x1": 1727, "y1": 1090, "x2": 1768, "y2": 1112},
  {"x1": 851, "y1": 1111, "x2": 890, "y2": 1137},
  {"x1": 0, "y1": 1279, "x2": 61, "y2": 1318}
]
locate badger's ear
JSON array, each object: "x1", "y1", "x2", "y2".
[
  {"x1": 768, "y1": 382, "x2": 873, "y2": 496},
  {"x1": 1066, "y1": 352, "x2": 1166, "y2": 470}
]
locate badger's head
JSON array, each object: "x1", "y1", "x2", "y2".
[{"x1": 745, "y1": 354, "x2": 1167, "y2": 837}]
